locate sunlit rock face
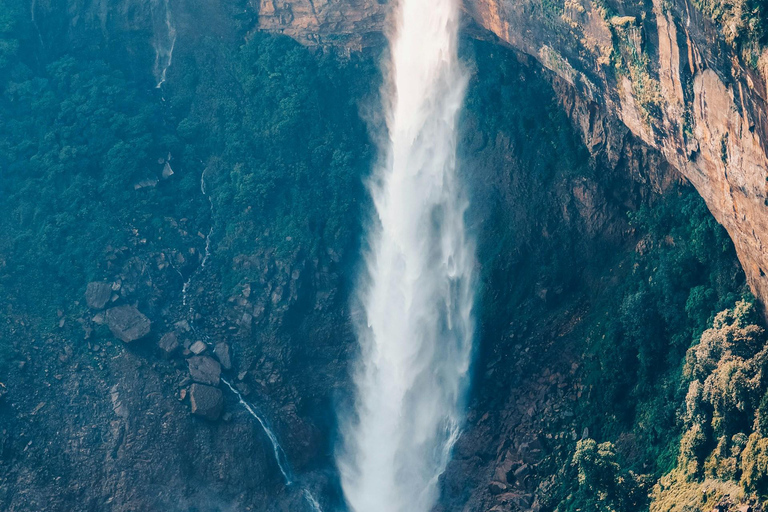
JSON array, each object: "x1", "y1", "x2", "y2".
[{"x1": 255, "y1": 0, "x2": 768, "y2": 314}]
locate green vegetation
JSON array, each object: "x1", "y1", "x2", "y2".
[
  {"x1": 543, "y1": 188, "x2": 750, "y2": 511},
  {"x1": 458, "y1": 41, "x2": 762, "y2": 511},
  {"x1": 0, "y1": 4, "x2": 766, "y2": 509},
  {"x1": 0, "y1": 1, "x2": 201, "y2": 311},
  {"x1": 568, "y1": 438, "x2": 652, "y2": 511},
  {"x1": 650, "y1": 300, "x2": 768, "y2": 510},
  {"x1": 692, "y1": 0, "x2": 768, "y2": 70},
  {"x1": 0, "y1": 57, "x2": 194, "y2": 304},
  {"x1": 609, "y1": 20, "x2": 663, "y2": 124},
  {"x1": 178, "y1": 34, "x2": 375, "y2": 292},
  {"x1": 582, "y1": 189, "x2": 745, "y2": 470},
  {"x1": 0, "y1": 4, "x2": 376, "y2": 308}
]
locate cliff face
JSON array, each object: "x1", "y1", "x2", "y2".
[{"x1": 257, "y1": 0, "x2": 768, "y2": 312}]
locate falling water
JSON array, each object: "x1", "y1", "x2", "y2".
[
  {"x1": 182, "y1": 167, "x2": 213, "y2": 308},
  {"x1": 177, "y1": 167, "x2": 324, "y2": 511},
  {"x1": 220, "y1": 378, "x2": 293, "y2": 485},
  {"x1": 338, "y1": 0, "x2": 474, "y2": 509},
  {"x1": 152, "y1": 0, "x2": 176, "y2": 89}
]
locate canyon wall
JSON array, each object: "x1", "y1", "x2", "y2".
[
  {"x1": 29, "y1": 0, "x2": 768, "y2": 307},
  {"x1": 257, "y1": 0, "x2": 768, "y2": 312}
]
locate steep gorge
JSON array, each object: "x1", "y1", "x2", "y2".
[{"x1": 0, "y1": 0, "x2": 765, "y2": 511}]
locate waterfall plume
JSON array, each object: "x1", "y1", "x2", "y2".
[
  {"x1": 152, "y1": 0, "x2": 176, "y2": 89},
  {"x1": 338, "y1": 0, "x2": 474, "y2": 509}
]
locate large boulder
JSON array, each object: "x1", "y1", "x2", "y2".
[
  {"x1": 187, "y1": 356, "x2": 221, "y2": 386},
  {"x1": 214, "y1": 342, "x2": 232, "y2": 370},
  {"x1": 105, "y1": 305, "x2": 151, "y2": 343},
  {"x1": 188, "y1": 384, "x2": 223, "y2": 421},
  {"x1": 158, "y1": 332, "x2": 179, "y2": 355},
  {"x1": 85, "y1": 282, "x2": 112, "y2": 309}
]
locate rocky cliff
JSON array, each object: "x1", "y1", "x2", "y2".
[{"x1": 257, "y1": 0, "x2": 768, "y2": 313}]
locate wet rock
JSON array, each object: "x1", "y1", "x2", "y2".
[
  {"x1": 85, "y1": 282, "x2": 112, "y2": 310},
  {"x1": 187, "y1": 356, "x2": 221, "y2": 386},
  {"x1": 189, "y1": 384, "x2": 223, "y2": 420},
  {"x1": 158, "y1": 332, "x2": 179, "y2": 355},
  {"x1": 214, "y1": 342, "x2": 232, "y2": 370},
  {"x1": 189, "y1": 341, "x2": 207, "y2": 355},
  {"x1": 105, "y1": 305, "x2": 151, "y2": 343}
]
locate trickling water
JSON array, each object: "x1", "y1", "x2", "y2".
[
  {"x1": 302, "y1": 488, "x2": 323, "y2": 512},
  {"x1": 337, "y1": 0, "x2": 474, "y2": 509},
  {"x1": 199, "y1": 169, "x2": 214, "y2": 271},
  {"x1": 182, "y1": 167, "x2": 213, "y2": 308},
  {"x1": 179, "y1": 167, "x2": 324, "y2": 511},
  {"x1": 30, "y1": 0, "x2": 45, "y2": 50},
  {"x1": 152, "y1": 0, "x2": 176, "y2": 89},
  {"x1": 220, "y1": 379, "x2": 294, "y2": 485}
]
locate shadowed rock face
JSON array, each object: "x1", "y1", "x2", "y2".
[{"x1": 254, "y1": 0, "x2": 768, "y2": 313}]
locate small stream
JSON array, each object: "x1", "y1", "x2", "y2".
[{"x1": 178, "y1": 165, "x2": 324, "y2": 511}]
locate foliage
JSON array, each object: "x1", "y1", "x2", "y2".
[
  {"x1": 170, "y1": 33, "x2": 376, "y2": 292},
  {"x1": 610, "y1": 22, "x2": 663, "y2": 123},
  {"x1": 0, "y1": 53, "x2": 198, "y2": 309},
  {"x1": 650, "y1": 300, "x2": 767, "y2": 508},
  {"x1": 565, "y1": 438, "x2": 651, "y2": 511},
  {"x1": 0, "y1": 0, "x2": 23, "y2": 73},
  {"x1": 580, "y1": 188, "x2": 745, "y2": 477},
  {"x1": 692, "y1": 0, "x2": 768, "y2": 71},
  {"x1": 536, "y1": 187, "x2": 749, "y2": 511}
]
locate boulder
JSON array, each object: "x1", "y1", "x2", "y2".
[
  {"x1": 187, "y1": 356, "x2": 221, "y2": 385},
  {"x1": 214, "y1": 342, "x2": 232, "y2": 370},
  {"x1": 158, "y1": 332, "x2": 179, "y2": 355},
  {"x1": 189, "y1": 341, "x2": 207, "y2": 355},
  {"x1": 189, "y1": 384, "x2": 223, "y2": 420},
  {"x1": 489, "y1": 481, "x2": 507, "y2": 495},
  {"x1": 85, "y1": 282, "x2": 112, "y2": 310},
  {"x1": 106, "y1": 305, "x2": 151, "y2": 343}
]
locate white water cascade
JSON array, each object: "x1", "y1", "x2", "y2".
[
  {"x1": 338, "y1": 0, "x2": 474, "y2": 509},
  {"x1": 151, "y1": 0, "x2": 176, "y2": 89}
]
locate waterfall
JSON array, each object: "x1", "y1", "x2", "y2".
[
  {"x1": 338, "y1": 0, "x2": 474, "y2": 509},
  {"x1": 152, "y1": 0, "x2": 176, "y2": 89}
]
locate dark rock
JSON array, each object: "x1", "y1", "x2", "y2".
[
  {"x1": 489, "y1": 481, "x2": 507, "y2": 495},
  {"x1": 85, "y1": 282, "x2": 112, "y2": 310},
  {"x1": 189, "y1": 384, "x2": 223, "y2": 420},
  {"x1": 105, "y1": 305, "x2": 151, "y2": 343},
  {"x1": 158, "y1": 332, "x2": 179, "y2": 355},
  {"x1": 187, "y1": 356, "x2": 221, "y2": 386},
  {"x1": 214, "y1": 342, "x2": 232, "y2": 370}
]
